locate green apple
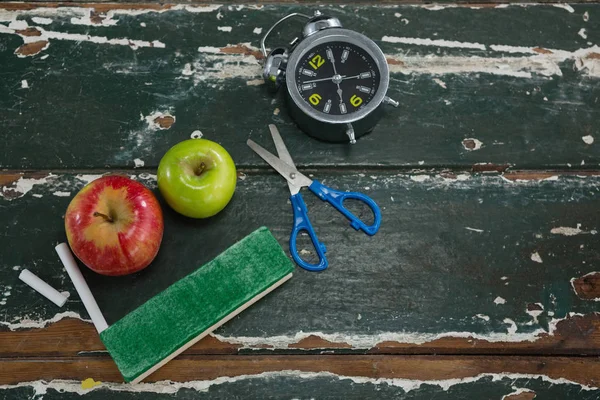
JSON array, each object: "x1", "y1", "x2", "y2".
[{"x1": 157, "y1": 139, "x2": 237, "y2": 218}]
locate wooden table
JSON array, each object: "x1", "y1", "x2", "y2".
[{"x1": 1, "y1": 2, "x2": 600, "y2": 398}]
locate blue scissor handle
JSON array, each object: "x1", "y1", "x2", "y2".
[
  {"x1": 289, "y1": 193, "x2": 328, "y2": 272},
  {"x1": 308, "y1": 180, "x2": 382, "y2": 236}
]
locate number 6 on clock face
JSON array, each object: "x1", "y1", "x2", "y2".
[
  {"x1": 350, "y1": 95, "x2": 363, "y2": 107},
  {"x1": 309, "y1": 54, "x2": 325, "y2": 70},
  {"x1": 309, "y1": 93, "x2": 322, "y2": 105}
]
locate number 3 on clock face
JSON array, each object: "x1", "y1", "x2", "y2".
[{"x1": 309, "y1": 54, "x2": 325, "y2": 70}]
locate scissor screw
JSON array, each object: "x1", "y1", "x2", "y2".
[{"x1": 290, "y1": 173, "x2": 296, "y2": 179}]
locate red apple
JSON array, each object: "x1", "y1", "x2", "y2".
[{"x1": 65, "y1": 175, "x2": 164, "y2": 276}]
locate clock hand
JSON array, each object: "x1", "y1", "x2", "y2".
[
  {"x1": 342, "y1": 72, "x2": 371, "y2": 81},
  {"x1": 336, "y1": 85, "x2": 347, "y2": 114},
  {"x1": 327, "y1": 48, "x2": 338, "y2": 75},
  {"x1": 302, "y1": 76, "x2": 336, "y2": 84},
  {"x1": 302, "y1": 75, "x2": 347, "y2": 84},
  {"x1": 327, "y1": 48, "x2": 344, "y2": 104}
]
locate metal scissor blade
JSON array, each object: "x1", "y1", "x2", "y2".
[
  {"x1": 269, "y1": 124, "x2": 295, "y2": 168},
  {"x1": 268, "y1": 124, "x2": 299, "y2": 195},
  {"x1": 247, "y1": 139, "x2": 313, "y2": 194}
]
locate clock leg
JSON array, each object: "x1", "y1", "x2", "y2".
[{"x1": 346, "y1": 124, "x2": 356, "y2": 144}]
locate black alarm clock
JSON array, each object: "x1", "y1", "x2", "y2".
[{"x1": 261, "y1": 11, "x2": 398, "y2": 144}]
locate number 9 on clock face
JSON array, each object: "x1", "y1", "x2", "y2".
[{"x1": 295, "y1": 41, "x2": 381, "y2": 116}]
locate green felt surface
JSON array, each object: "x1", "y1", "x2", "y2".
[{"x1": 99, "y1": 227, "x2": 294, "y2": 383}]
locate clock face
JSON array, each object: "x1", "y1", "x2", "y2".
[{"x1": 294, "y1": 41, "x2": 381, "y2": 116}]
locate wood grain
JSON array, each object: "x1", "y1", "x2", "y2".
[
  {"x1": 572, "y1": 272, "x2": 600, "y2": 301},
  {"x1": 0, "y1": 174, "x2": 22, "y2": 187},
  {"x1": 1, "y1": 1, "x2": 592, "y2": 6},
  {"x1": 1, "y1": 355, "x2": 600, "y2": 386},
  {"x1": 2, "y1": 313, "x2": 600, "y2": 357},
  {"x1": 1, "y1": 3, "x2": 599, "y2": 169},
  {"x1": 2, "y1": 172, "x2": 599, "y2": 347},
  {"x1": 504, "y1": 392, "x2": 537, "y2": 400},
  {"x1": 1, "y1": 1, "x2": 600, "y2": 397}
]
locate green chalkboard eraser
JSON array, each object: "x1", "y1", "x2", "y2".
[{"x1": 99, "y1": 226, "x2": 294, "y2": 383}]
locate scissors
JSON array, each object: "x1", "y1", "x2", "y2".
[{"x1": 247, "y1": 125, "x2": 382, "y2": 272}]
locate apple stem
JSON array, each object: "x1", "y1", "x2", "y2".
[
  {"x1": 93, "y1": 211, "x2": 114, "y2": 223},
  {"x1": 195, "y1": 162, "x2": 206, "y2": 176}
]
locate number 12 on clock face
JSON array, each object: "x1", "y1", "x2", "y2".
[{"x1": 309, "y1": 54, "x2": 325, "y2": 70}]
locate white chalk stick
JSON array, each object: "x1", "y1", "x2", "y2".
[
  {"x1": 55, "y1": 243, "x2": 108, "y2": 333},
  {"x1": 19, "y1": 269, "x2": 69, "y2": 307}
]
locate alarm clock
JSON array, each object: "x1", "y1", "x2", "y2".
[{"x1": 261, "y1": 11, "x2": 399, "y2": 144}]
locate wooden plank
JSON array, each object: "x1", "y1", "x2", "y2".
[
  {"x1": 2, "y1": 0, "x2": 597, "y2": 5},
  {"x1": 1, "y1": 313, "x2": 600, "y2": 357},
  {"x1": 1, "y1": 171, "x2": 599, "y2": 353},
  {"x1": 1, "y1": 4, "x2": 599, "y2": 169},
  {"x1": 0, "y1": 356, "x2": 599, "y2": 398}
]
